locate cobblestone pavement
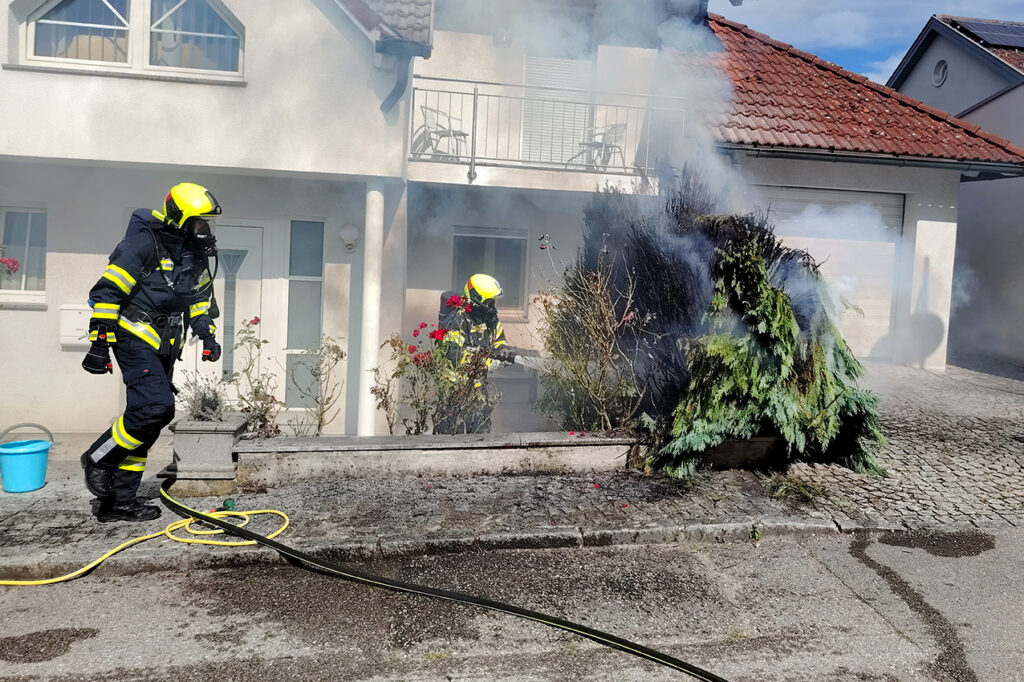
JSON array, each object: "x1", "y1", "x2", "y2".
[
  {"x1": 0, "y1": 360, "x2": 1021, "y2": 578},
  {"x1": 791, "y1": 360, "x2": 1024, "y2": 531}
]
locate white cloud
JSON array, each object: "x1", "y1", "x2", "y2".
[{"x1": 863, "y1": 52, "x2": 906, "y2": 85}]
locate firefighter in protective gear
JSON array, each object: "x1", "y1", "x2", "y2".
[
  {"x1": 435, "y1": 273, "x2": 518, "y2": 434},
  {"x1": 80, "y1": 183, "x2": 222, "y2": 522}
]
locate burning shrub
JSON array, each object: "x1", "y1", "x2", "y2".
[
  {"x1": 373, "y1": 324, "x2": 497, "y2": 435},
  {"x1": 541, "y1": 174, "x2": 885, "y2": 477}
]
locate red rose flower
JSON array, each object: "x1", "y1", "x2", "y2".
[
  {"x1": 446, "y1": 295, "x2": 463, "y2": 308},
  {"x1": 419, "y1": 322, "x2": 428, "y2": 329},
  {"x1": 412, "y1": 329, "x2": 420, "y2": 336},
  {"x1": 429, "y1": 328, "x2": 446, "y2": 341},
  {"x1": 464, "y1": 303, "x2": 472, "y2": 313},
  {"x1": 408, "y1": 345, "x2": 417, "y2": 354},
  {"x1": 251, "y1": 316, "x2": 261, "y2": 325}
]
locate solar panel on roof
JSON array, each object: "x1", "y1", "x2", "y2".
[{"x1": 958, "y1": 19, "x2": 1024, "y2": 48}]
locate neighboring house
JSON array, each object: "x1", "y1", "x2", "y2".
[
  {"x1": 888, "y1": 15, "x2": 1024, "y2": 368},
  {"x1": 1, "y1": 1, "x2": 1022, "y2": 435}
]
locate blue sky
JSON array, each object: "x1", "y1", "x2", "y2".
[{"x1": 709, "y1": 0, "x2": 1024, "y2": 83}]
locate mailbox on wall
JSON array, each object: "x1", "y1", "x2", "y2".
[{"x1": 59, "y1": 304, "x2": 93, "y2": 349}]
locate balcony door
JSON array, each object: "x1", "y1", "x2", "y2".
[{"x1": 521, "y1": 55, "x2": 594, "y2": 165}]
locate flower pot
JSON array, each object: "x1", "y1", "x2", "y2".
[
  {"x1": 167, "y1": 414, "x2": 248, "y2": 480},
  {"x1": 704, "y1": 437, "x2": 781, "y2": 469}
]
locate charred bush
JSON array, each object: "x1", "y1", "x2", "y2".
[{"x1": 539, "y1": 171, "x2": 886, "y2": 477}]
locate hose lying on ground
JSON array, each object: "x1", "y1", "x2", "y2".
[
  {"x1": 0, "y1": 481, "x2": 730, "y2": 681},
  {"x1": 0, "y1": 504, "x2": 289, "y2": 586},
  {"x1": 158, "y1": 480, "x2": 729, "y2": 681}
]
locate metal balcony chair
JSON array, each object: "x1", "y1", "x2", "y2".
[
  {"x1": 565, "y1": 123, "x2": 627, "y2": 171},
  {"x1": 411, "y1": 106, "x2": 469, "y2": 160}
]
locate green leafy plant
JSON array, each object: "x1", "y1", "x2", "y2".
[
  {"x1": 373, "y1": 323, "x2": 497, "y2": 435},
  {"x1": 539, "y1": 174, "x2": 886, "y2": 478},
  {"x1": 228, "y1": 316, "x2": 282, "y2": 438}
]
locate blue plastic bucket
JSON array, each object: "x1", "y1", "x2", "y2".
[{"x1": 0, "y1": 424, "x2": 53, "y2": 493}]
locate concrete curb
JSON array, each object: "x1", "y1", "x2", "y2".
[{"x1": 0, "y1": 516, "x2": 877, "y2": 581}]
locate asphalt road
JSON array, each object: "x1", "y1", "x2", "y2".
[{"x1": 0, "y1": 530, "x2": 1020, "y2": 681}]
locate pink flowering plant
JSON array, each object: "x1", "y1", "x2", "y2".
[
  {"x1": 372, "y1": 321, "x2": 494, "y2": 435},
  {"x1": 0, "y1": 256, "x2": 20, "y2": 288}
]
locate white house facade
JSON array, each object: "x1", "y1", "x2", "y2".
[
  {"x1": 2, "y1": 1, "x2": 1023, "y2": 435},
  {"x1": 889, "y1": 14, "x2": 1024, "y2": 368}
]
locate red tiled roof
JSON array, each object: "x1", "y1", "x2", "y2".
[
  {"x1": 937, "y1": 15, "x2": 1024, "y2": 75},
  {"x1": 707, "y1": 14, "x2": 1024, "y2": 166},
  {"x1": 337, "y1": 0, "x2": 432, "y2": 46}
]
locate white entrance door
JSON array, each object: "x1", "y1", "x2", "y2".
[
  {"x1": 179, "y1": 225, "x2": 264, "y2": 387},
  {"x1": 753, "y1": 186, "x2": 904, "y2": 360}
]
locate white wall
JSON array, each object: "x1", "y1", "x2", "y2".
[
  {"x1": 950, "y1": 175, "x2": 1024, "y2": 364},
  {"x1": 934, "y1": 82, "x2": 1024, "y2": 365},
  {"x1": 735, "y1": 156, "x2": 961, "y2": 369},
  {"x1": 0, "y1": 160, "x2": 366, "y2": 432},
  {"x1": 1, "y1": 0, "x2": 408, "y2": 178},
  {"x1": 898, "y1": 34, "x2": 1014, "y2": 116}
]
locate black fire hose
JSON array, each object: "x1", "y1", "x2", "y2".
[{"x1": 159, "y1": 480, "x2": 728, "y2": 680}]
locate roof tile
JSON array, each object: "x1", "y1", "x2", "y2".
[{"x1": 707, "y1": 14, "x2": 1024, "y2": 165}]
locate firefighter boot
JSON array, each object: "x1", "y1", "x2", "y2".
[
  {"x1": 81, "y1": 452, "x2": 114, "y2": 499},
  {"x1": 95, "y1": 499, "x2": 162, "y2": 523}
]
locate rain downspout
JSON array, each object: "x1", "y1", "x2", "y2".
[{"x1": 376, "y1": 38, "x2": 431, "y2": 112}]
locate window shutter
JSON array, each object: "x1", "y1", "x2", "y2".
[{"x1": 522, "y1": 56, "x2": 594, "y2": 164}]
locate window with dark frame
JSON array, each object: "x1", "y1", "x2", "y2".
[{"x1": 452, "y1": 227, "x2": 528, "y2": 311}]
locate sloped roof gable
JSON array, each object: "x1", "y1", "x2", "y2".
[{"x1": 708, "y1": 14, "x2": 1024, "y2": 166}]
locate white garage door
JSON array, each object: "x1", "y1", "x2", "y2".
[{"x1": 753, "y1": 186, "x2": 905, "y2": 360}]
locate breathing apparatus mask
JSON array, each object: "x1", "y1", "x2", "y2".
[{"x1": 186, "y1": 217, "x2": 218, "y2": 257}]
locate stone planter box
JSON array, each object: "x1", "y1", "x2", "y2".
[
  {"x1": 235, "y1": 432, "x2": 634, "y2": 487},
  {"x1": 164, "y1": 414, "x2": 248, "y2": 481},
  {"x1": 703, "y1": 437, "x2": 781, "y2": 469}
]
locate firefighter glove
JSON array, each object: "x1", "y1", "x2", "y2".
[
  {"x1": 201, "y1": 337, "x2": 222, "y2": 362},
  {"x1": 83, "y1": 341, "x2": 113, "y2": 375}
]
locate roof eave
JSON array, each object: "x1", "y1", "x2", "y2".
[
  {"x1": 889, "y1": 16, "x2": 1024, "y2": 89},
  {"x1": 721, "y1": 143, "x2": 1024, "y2": 178}
]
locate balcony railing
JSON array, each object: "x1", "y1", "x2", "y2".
[{"x1": 410, "y1": 75, "x2": 687, "y2": 184}]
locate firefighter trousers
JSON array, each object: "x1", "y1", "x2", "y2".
[{"x1": 82, "y1": 336, "x2": 176, "y2": 504}]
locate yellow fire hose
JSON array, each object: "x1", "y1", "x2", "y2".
[
  {"x1": 1, "y1": 483, "x2": 730, "y2": 681},
  {"x1": 0, "y1": 506, "x2": 289, "y2": 587}
]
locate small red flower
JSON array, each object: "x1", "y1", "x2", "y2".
[
  {"x1": 412, "y1": 329, "x2": 420, "y2": 337},
  {"x1": 569, "y1": 431, "x2": 575, "y2": 436},
  {"x1": 429, "y1": 328, "x2": 446, "y2": 341},
  {"x1": 408, "y1": 345, "x2": 417, "y2": 354},
  {"x1": 446, "y1": 295, "x2": 463, "y2": 308},
  {"x1": 464, "y1": 303, "x2": 473, "y2": 313},
  {"x1": 593, "y1": 483, "x2": 599, "y2": 488},
  {"x1": 419, "y1": 322, "x2": 428, "y2": 329},
  {"x1": 251, "y1": 316, "x2": 261, "y2": 325},
  {"x1": 412, "y1": 351, "x2": 432, "y2": 367}
]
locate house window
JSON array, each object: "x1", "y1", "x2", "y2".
[
  {"x1": 27, "y1": 0, "x2": 242, "y2": 76},
  {"x1": 150, "y1": 0, "x2": 240, "y2": 72},
  {"x1": 33, "y1": 0, "x2": 130, "y2": 63},
  {"x1": 452, "y1": 227, "x2": 528, "y2": 311},
  {"x1": 0, "y1": 209, "x2": 47, "y2": 292},
  {"x1": 285, "y1": 220, "x2": 324, "y2": 408}
]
